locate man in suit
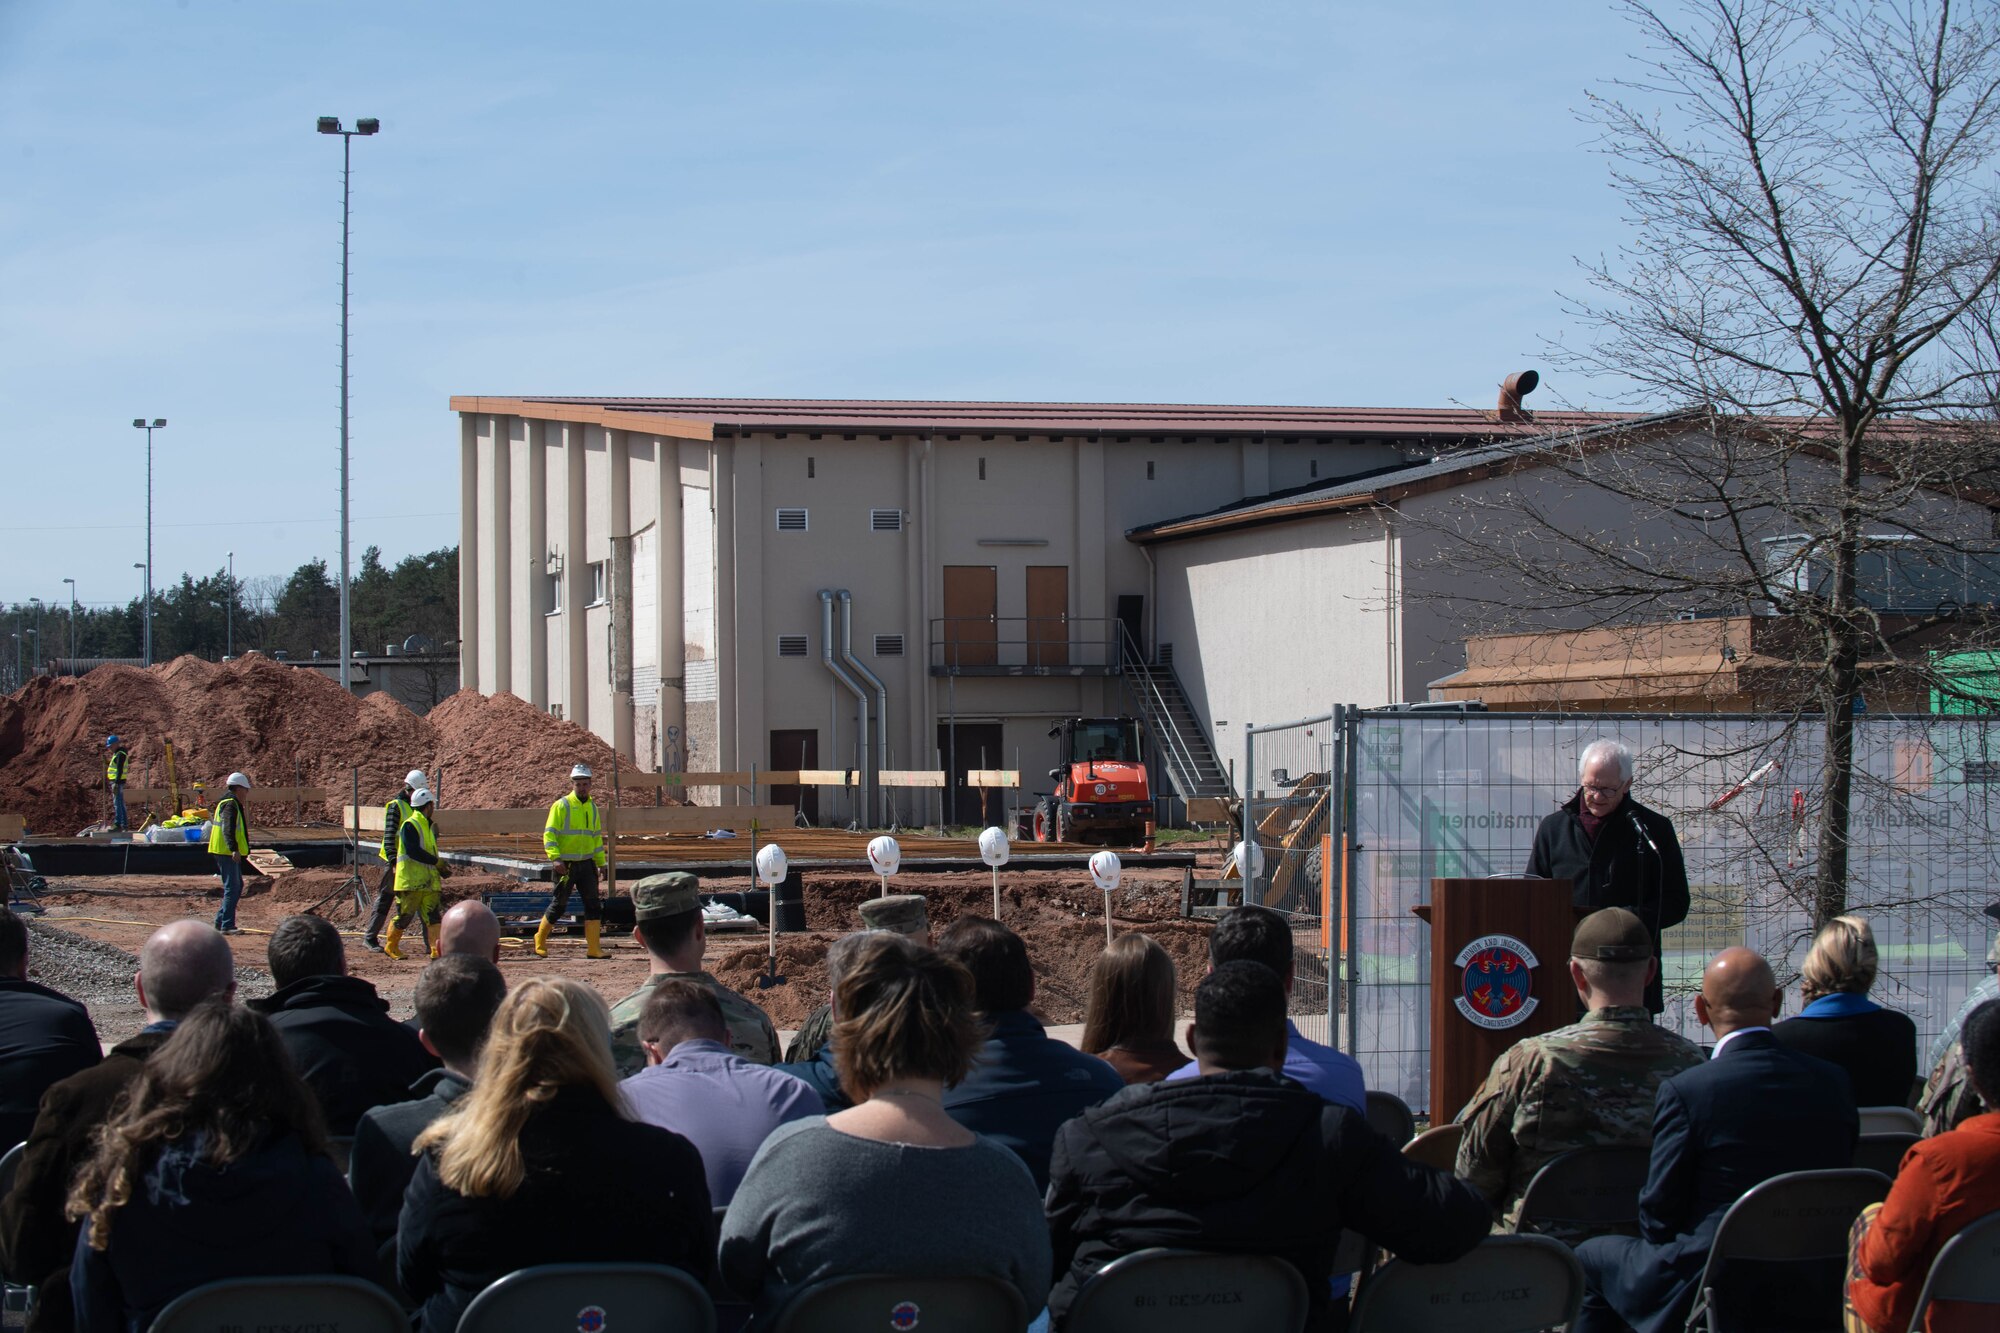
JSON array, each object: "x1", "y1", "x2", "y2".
[{"x1": 1573, "y1": 947, "x2": 1859, "y2": 1333}]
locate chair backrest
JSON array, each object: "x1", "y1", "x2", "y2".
[
  {"x1": 1906, "y1": 1207, "x2": 2000, "y2": 1331},
  {"x1": 1693, "y1": 1168, "x2": 1891, "y2": 1332},
  {"x1": 1515, "y1": 1144, "x2": 1653, "y2": 1240},
  {"x1": 1066, "y1": 1248, "x2": 1310, "y2": 1333},
  {"x1": 1348, "y1": 1235, "x2": 1583, "y2": 1333},
  {"x1": 769, "y1": 1274, "x2": 1022, "y2": 1333},
  {"x1": 1365, "y1": 1091, "x2": 1417, "y2": 1147},
  {"x1": 1402, "y1": 1122, "x2": 1464, "y2": 1172},
  {"x1": 457, "y1": 1263, "x2": 714, "y2": 1333},
  {"x1": 150, "y1": 1276, "x2": 409, "y2": 1333},
  {"x1": 1852, "y1": 1133, "x2": 1918, "y2": 1180},
  {"x1": 1856, "y1": 1105, "x2": 1923, "y2": 1136}
]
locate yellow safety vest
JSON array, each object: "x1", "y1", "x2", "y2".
[
  {"x1": 393, "y1": 808, "x2": 441, "y2": 900},
  {"x1": 544, "y1": 791, "x2": 605, "y2": 865},
  {"x1": 106, "y1": 749, "x2": 129, "y2": 783},
  {"x1": 207, "y1": 796, "x2": 248, "y2": 856},
  {"x1": 378, "y1": 795, "x2": 411, "y2": 864}
]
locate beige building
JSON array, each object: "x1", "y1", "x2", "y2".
[{"x1": 450, "y1": 392, "x2": 1611, "y2": 823}]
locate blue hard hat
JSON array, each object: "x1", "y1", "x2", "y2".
[{"x1": 106, "y1": 735, "x2": 121, "y2": 747}]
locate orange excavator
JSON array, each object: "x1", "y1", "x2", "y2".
[{"x1": 1023, "y1": 716, "x2": 1155, "y2": 848}]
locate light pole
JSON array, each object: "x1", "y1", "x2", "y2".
[
  {"x1": 133, "y1": 563, "x2": 146, "y2": 659},
  {"x1": 130, "y1": 418, "x2": 165, "y2": 666},
  {"x1": 317, "y1": 114, "x2": 379, "y2": 692},
  {"x1": 225, "y1": 551, "x2": 234, "y2": 658},
  {"x1": 61, "y1": 578, "x2": 75, "y2": 662},
  {"x1": 28, "y1": 598, "x2": 42, "y2": 674}
]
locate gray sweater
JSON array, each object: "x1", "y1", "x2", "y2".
[{"x1": 718, "y1": 1117, "x2": 1053, "y2": 1324}]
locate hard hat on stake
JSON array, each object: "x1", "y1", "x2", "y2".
[
  {"x1": 978, "y1": 827, "x2": 1010, "y2": 868},
  {"x1": 1089, "y1": 849, "x2": 1123, "y2": 893},
  {"x1": 867, "y1": 835, "x2": 901, "y2": 878},
  {"x1": 755, "y1": 842, "x2": 789, "y2": 886}
]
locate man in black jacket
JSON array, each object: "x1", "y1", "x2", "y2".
[
  {"x1": 1527, "y1": 738, "x2": 1689, "y2": 1013},
  {"x1": 0, "y1": 919, "x2": 237, "y2": 1333},
  {"x1": 250, "y1": 914, "x2": 435, "y2": 1135},
  {"x1": 1045, "y1": 961, "x2": 1490, "y2": 1332},
  {"x1": 0, "y1": 906, "x2": 100, "y2": 1150}
]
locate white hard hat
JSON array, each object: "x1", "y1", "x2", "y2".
[
  {"x1": 867, "y1": 835, "x2": 901, "y2": 877},
  {"x1": 226, "y1": 772, "x2": 251, "y2": 790},
  {"x1": 978, "y1": 826, "x2": 1011, "y2": 868},
  {"x1": 1089, "y1": 849, "x2": 1123, "y2": 892},
  {"x1": 571, "y1": 763, "x2": 594, "y2": 780},
  {"x1": 405, "y1": 769, "x2": 428, "y2": 789},
  {"x1": 754, "y1": 842, "x2": 789, "y2": 886},
  {"x1": 410, "y1": 787, "x2": 435, "y2": 808}
]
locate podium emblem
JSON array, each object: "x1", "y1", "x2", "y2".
[{"x1": 1453, "y1": 934, "x2": 1539, "y2": 1029}]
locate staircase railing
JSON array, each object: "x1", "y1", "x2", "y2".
[{"x1": 1115, "y1": 621, "x2": 1231, "y2": 800}]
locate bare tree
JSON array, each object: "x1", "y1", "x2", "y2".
[{"x1": 1433, "y1": 0, "x2": 2000, "y2": 926}]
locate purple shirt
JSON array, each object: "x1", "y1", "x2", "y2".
[
  {"x1": 1164, "y1": 1020, "x2": 1367, "y2": 1113},
  {"x1": 621, "y1": 1038, "x2": 825, "y2": 1206}
]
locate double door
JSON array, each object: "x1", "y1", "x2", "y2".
[{"x1": 942, "y1": 565, "x2": 1068, "y2": 668}]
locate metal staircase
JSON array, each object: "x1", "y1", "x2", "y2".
[{"x1": 1116, "y1": 625, "x2": 1234, "y2": 808}]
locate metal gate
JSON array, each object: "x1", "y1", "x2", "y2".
[{"x1": 1241, "y1": 715, "x2": 1340, "y2": 1047}]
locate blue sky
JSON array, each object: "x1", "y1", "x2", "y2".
[{"x1": 0, "y1": 0, "x2": 1639, "y2": 607}]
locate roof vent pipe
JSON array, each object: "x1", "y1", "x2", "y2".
[
  {"x1": 1497, "y1": 369, "x2": 1540, "y2": 422},
  {"x1": 819, "y1": 590, "x2": 870, "y2": 831},
  {"x1": 837, "y1": 590, "x2": 889, "y2": 828}
]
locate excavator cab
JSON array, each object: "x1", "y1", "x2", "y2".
[{"x1": 1026, "y1": 716, "x2": 1154, "y2": 847}]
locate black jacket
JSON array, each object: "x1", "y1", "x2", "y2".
[
  {"x1": 396, "y1": 1085, "x2": 714, "y2": 1333},
  {"x1": 1044, "y1": 1068, "x2": 1490, "y2": 1330},
  {"x1": 250, "y1": 975, "x2": 436, "y2": 1136},
  {"x1": 1527, "y1": 793, "x2": 1690, "y2": 1012},
  {"x1": 943, "y1": 1009, "x2": 1126, "y2": 1192},
  {"x1": 0, "y1": 978, "x2": 101, "y2": 1152},
  {"x1": 0, "y1": 1029, "x2": 168, "y2": 1333},
  {"x1": 1772, "y1": 1005, "x2": 1919, "y2": 1110},
  {"x1": 348, "y1": 1068, "x2": 472, "y2": 1243}
]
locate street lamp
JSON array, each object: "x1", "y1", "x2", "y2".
[
  {"x1": 317, "y1": 114, "x2": 380, "y2": 692},
  {"x1": 28, "y1": 598, "x2": 41, "y2": 674},
  {"x1": 130, "y1": 418, "x2": 165, "y2": 666},
  {"x1": 61, "y1": 578, "x2": 75, "y2": 662},
  {"x1": 133, "y1": 562, "x2": 146, "y2": 659},
  {"x1": 225, "y1": 550, "x2": 234, "y2": 658}
]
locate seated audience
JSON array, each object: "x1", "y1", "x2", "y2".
[
  {"x1": 1079, "y1": 933, "x2": 1186, "y2": 1085},
  {"x1": 936, "y1": 916, "x2": 1124, "y2": 1189},
  {"x1": 621, "y1": 978, "x2": 824, "y2": 1207},
  {"x1": 435, "y1": 899, "x2": 503, "y2": 962},
  {"x1": 608, "y1": 873, "x2": 780, "y2": 1075},
  {"x1": 1847, "y1": 1000, "x2": 2000, "y2": 1333},
  {"x1": 350, "y1": 955, "x2": 507, "y2": 1242},
  {"x1": 1926, "y1": 906, "x2": 1998, "y2": 1074},
  {"x1": 1047, "y1": 960, "x2": 1489, "y2": 1332},
  {"x1": 1773, "y1": 915, "x2": 1918, "y2": 1108},
  {"x1": 1456, "y1": 908, "x2": 1703, "y2": 1239},
  {"x1": 65, "y1": 1000, "x2": 378, "y2": 1333},
  {"x1": 784, "y1": 894, "x2": 930, "y2": 1063},
  {"x1": 721, "y1": 933, "x2": 1052, "y2": 1326},
  {"x1": 398, "y1": 978, "x2": 713, "y2": 1333},
  {"x1": 1574, "y1": 948, "x2": 1859, "y2": 1333},
  {"x1": 0, "y1": 904, "x2": 101, "y2": 1149},
  {"x1": 773, "y1": 932, "x2": 874, "y2": 1109},
  {"x1": 251, "y1": 913, "x2": 435, "y2": 1135},
  {"x1": 1165, "y1": 904, "x2": 1365, "y2": 1113},
  {"x1": 1919, "y1": 928, "x2": 1998, "y2": 1136},
  {"x1": 0, "y1": 920, "x2": 236, "y2": 1333}
]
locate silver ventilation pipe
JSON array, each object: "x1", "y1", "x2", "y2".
[
  {"x1": 837, "y1": 589, "x2": 890, "y2": 828},
  {"x1": 819, "y1": 590, "x2": 869, "y2": 830}
]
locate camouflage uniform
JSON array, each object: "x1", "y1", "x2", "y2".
[
  {"x1": 1454, "y1": 1008, "x2": 1704, "y2": 1244},
  {"x1": 785, "y1": 1004, "x2": 833, "y2": 1064},
  {"x1": 782, "y1": 894, "x2": 929, "y2": 1065},
  {"x1": 609, "y1": 970, "x2": 780, "y2": 1076}
]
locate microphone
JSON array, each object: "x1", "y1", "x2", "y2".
[{"x1": 1628, "y1": 809, "x2": 1660, "y2": 854}]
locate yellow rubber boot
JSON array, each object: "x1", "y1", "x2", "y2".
[
  {"x1": 383, "y1": 922, "x2": 404, "y2": 961},
  {"x1": 585, "y1": 919, "x2": 606, "y2": 959},
  {"x1": 532, "y1": 916, "x2": 553, "y2": 958}
]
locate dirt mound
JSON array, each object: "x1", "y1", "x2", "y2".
[{"x1": 426, "y1": 691, "x2": 627, "y2": 810}]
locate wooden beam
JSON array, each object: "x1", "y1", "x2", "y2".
[
  {"x1": 344, "y1": 805, "x2": 794, "y2": 835},
  {"x1": 878, "y1": 770, "x2": 946, "y2": 788},
  {"x1": 655, "y1": 772, "x2": 758, "y2": 788},
  {"x1": 126, "y1": 787, "x2": 328, "y2": 803},
  {"x1": 966, "y1": 770, "x2": 1020, "y2": 788}
]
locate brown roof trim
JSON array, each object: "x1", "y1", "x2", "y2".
[
  {"x1": 450, "y1": 396, "x2": 716, "y2": 442},
  {"x1": 1130, "y1": 491, "x2": 1386, "y2": 543}
]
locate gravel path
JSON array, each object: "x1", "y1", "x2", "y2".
[{"x1": 25, "y1": 917, "x2": 271, "y2": 1029}]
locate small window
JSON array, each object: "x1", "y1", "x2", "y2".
[
  {"x1": 1146, "y1": 461, "x2": 1156, "y2": 481},
  {"x1": 1311, "y1": 460, "x2": 1319, "y2": 478},
  {"x1": 777, "y1": 635, "x2": 809, "y2": 657},
  {"x1": 546, "y1": 572, "x2": 563, "y2": 614},
  {"x1": 549, "y1": 703, "x2": 565, "y2": 720},
  {"x1": 978, "y1": 457, "x2": 987, "y2": 480},
  {"x1": 874, "y1": 634, "x2": 905, "y2": 657},
  {"x1": 807, "y1": 456, "x2": 816, "y2": 478},
  {"x1": 871, "y1": 509, "x2": 903, "y2": 532},
  {"x1": 589, "y1": 561, "x2": 608, "y2": 605},
  {"x1": 776, "y1": 507, "x2": 808, "y2": 532},
  {"x1": 1157, "y1": 643, "x2": 1174, "y2": 665}
]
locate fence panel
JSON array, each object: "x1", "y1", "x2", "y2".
[
  {"x1": 1344, "y1": 710, "x2": 2000, "y2": 1116},
  {"x1": 1243, "y1": 715, "x2": 1339, "y2": 1047}
]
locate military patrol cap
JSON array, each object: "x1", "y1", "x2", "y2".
[
  {"x1": 1571, "y1": 907, "x2": 1653, "y2": 962},
  {"x1": 633, "y1": 872, "x2": 701, "y2": 922},
  {"x1": 858, "y1": 894, "x2": 928, "y2": 936}
]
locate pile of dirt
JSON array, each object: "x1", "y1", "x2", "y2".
[
  {"x1": 261, "y1": 865, "x2": 524, "y2": 907},
  {"x1": 0, "y1": 656, "x2": 640, "y2": 835}
]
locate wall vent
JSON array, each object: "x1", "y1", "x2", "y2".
[
  {"x1": 1157, "y1": 643, "x2": 1175, "y2": 665},
  {"x1": 777, "y1": 635, "x2": 809, "y2": 657},
  {"x1": 870, "y1": 508, "x2": 904, "y2": 532},
  {"x1": 874, "y1": 634, "x2": 905, "y2": 656},
  {"x1": 775, "y1": 508, "x2": 808, "y2": 532}
]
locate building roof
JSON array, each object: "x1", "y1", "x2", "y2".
[{"x1": 448, "y1": 393, "x2": 1632, "y2": 441}]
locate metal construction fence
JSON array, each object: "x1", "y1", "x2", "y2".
[{"x1": 1244, "y1": 708, "x2": 2000, "y2": 1116}]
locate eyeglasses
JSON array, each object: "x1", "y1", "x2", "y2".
[{"x1": 1581, "y1": 783, "x2": 1625, "y2": 796}]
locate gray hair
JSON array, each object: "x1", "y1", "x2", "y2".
[{"x1": 1578, "y1": 739, "x2": 1635, "y2": 784}]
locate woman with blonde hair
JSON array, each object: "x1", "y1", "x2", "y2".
[
  {"x1": 720, "y1": 932, "x2": 1052, "y2": 1325},
  {"x1": 1080, "y1": 933, "x2": 1185, "y2": 1084},
  {"x1": 1773, "y1": 915, "x2": 1918, "y2": 1107},
  {"x1": 397, "y1": 977, "x2": 712, "y2": 1333}
]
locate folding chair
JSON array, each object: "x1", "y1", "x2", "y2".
[
  {"x1": 1348, "y1": 1235, "x2": 1582, "y2": 1332},
  {"x1": 457, "y1": 1263, "x2": 715, "y2": 1333},
  {"x1": 1365, "y1": 1091, "x2": 1417, "y2": 1147},
  {"x1": 150, "y1": 1276, "x2": 408, "y2": 1333},
  {"x1": 1402, "y1": 1122, "x2": 1464, "y2": 1172},
  {"x1": 1904, "y1": 1208, "x2": 2000, "y2": 1333},
  {"x1": 1851, "y1": 1132, "x2": 1918, "y2": 1181},
  {"x1": 1682, "y1": 1168, "x2": 1891, "y2": 1332},
  {"x1": 1515, "y1": 1144, "x2": 1652, "y2": 1243},
  {"x1": 1, "y1": 1143, "x2": 32, "y2": 1322},
  {"x1": 1855, "y1": 1106, "x2": 1922, "y2": 1136},
  {"x1": 768, "y1": 1273, "x2": 1023, "y2": 1333},
  {"x1": 1066, "y1": 1248, "x2": 1310, "y2": 1333}
]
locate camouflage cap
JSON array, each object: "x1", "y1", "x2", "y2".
[
  {"x1": 858, "y1": 894, "x2": 928, "y2": 936},
  {"x1": 1571, "y1": 907, "x2": 1653, "y2": 962},
  {"x1": 632, "y1": 871, "x2": 701, "y2": 922}
]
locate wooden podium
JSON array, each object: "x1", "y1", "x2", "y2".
[{"x1": 1414, "y1": 877, "x2": 1580, "y2": 1123}]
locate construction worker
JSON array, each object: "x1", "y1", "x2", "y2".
[
  {"x1": 209, "y1": 772, "x2": 252, "y2": 935},
  {"x1": 384, "y1": 788, "x2": 444, "y2": 961},
  {"x1": 104, "y1": 736, "x2": 130, "y2": 831},
  {"x1": 536, "y1": 763, "x2": 607, "y2": 959},
  {"x1": 363, "y1": 770, "x2": 427, "y2": 952}
]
